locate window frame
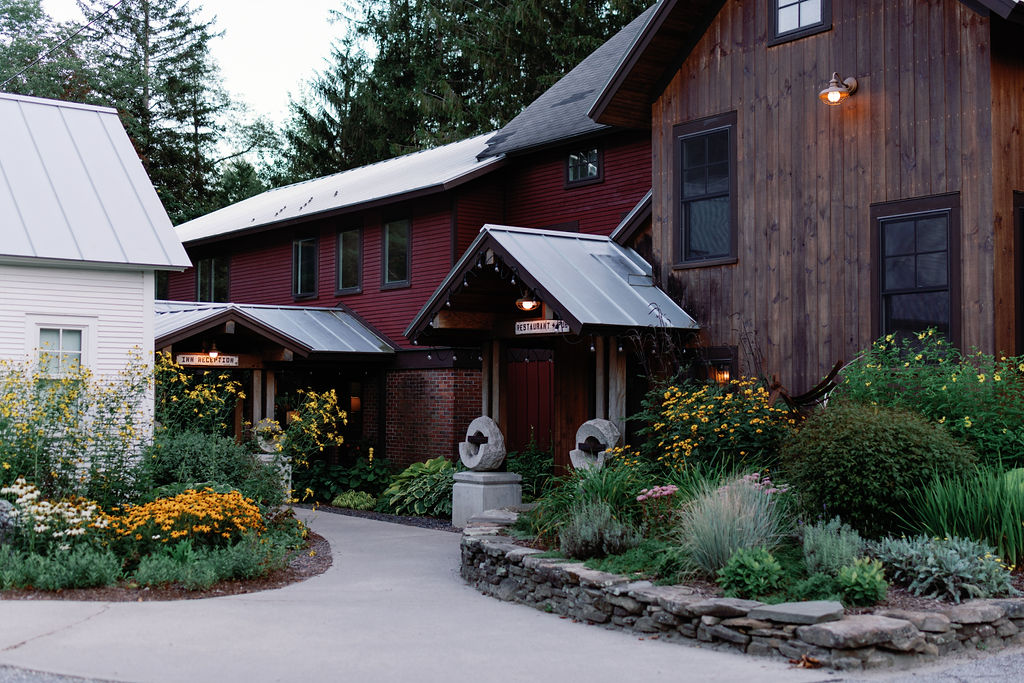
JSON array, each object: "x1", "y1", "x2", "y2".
[
  {"x1": 195, "y1": 255, "x2": 229, "y2": 302},
  {"x1": 25, "y1": 315, "x2": 96, "y2": 376},
  {"x1": 870, "y1": 193, "x2": 961, "y2": 346},
  {"x1": 767, "y1": 0, "x2": 832, "y2": 46},
  {"x1": 292, "y1": 236, "x2": 318, "y2": 300},
  {"x1": 381, "y1": 219, "x2": 411, "y2": 290},
  {"x1": 565, "y1": 146, "x2": 604, "y2": 188},
  {"x1": 673, "y1": 111, "x2": 738, "y2": 269},
  {"x1": 336, "y1": 226, "x2": 363, "y2": 295}
]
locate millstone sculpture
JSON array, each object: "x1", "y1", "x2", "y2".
[
  {"x1": 569, "y1": 418, "x2": 621, "y2": 470},
  {"x1": 458, "y1": 416, "x2": 507, "y2": 471}
]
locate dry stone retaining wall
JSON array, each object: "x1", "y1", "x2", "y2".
[{"x1": 461, "y1": 519, "x2": 1024, "y2": 671}]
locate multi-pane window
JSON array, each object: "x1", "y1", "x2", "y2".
[
  {"x1": 677, "y1": 118, "x2": 734, "y2": 263},
  {"x1": 567, "y1": 148, "x2": 601, "y2": 185},
  {"x1": 337, "y1": 228, "x2": 361, "y2": 293},
  {"x1": 39, "y1": 328, "x2": 82, "y2": 375},
  {"x1": 771, "y1": 0, "x2": 829, "y2": 43},
  {"x1": 196, "y1": 256, "x2": 229, "y2": 302},
  {"x1": 880, "y1": 212, "x2": 951, "y2": 340},
  {"x1": 292, "y1": 237, "x2": 317, "y2": 297},
  {"x1": 383, "y1": 219, "x2": 410, "y2": 287}
]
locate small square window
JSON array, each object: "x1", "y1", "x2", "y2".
[
  {"x1": 337, "y1": 228, "x2": 361, "y2": 293},
  {"x1": 566, "y1": 148, "x2": 603, "y2": 187},
  {"x1": 383, "y1": 219, "x2": 410, "y2": 288},
  {"x1": 39, "y1": 327, "x2": 83, "y2": 375},
  {"x1": 293, "y1": 238, "x2": 317, "y2": 298},
  {"x1": 769, "y1": 0, "x2": 830, "y2": 44}
]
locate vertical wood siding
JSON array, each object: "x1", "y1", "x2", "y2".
[{"x1": 651, "y1": 0, "x2": 1008, "y2": 390}]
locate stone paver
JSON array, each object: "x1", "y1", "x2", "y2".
[{"x1": 748, "y1": 600, "x2": 844, "y2": 625}]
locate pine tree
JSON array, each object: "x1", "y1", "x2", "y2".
[{"x1": 0, "y1": 0, "x2": 95, "y2": 101}]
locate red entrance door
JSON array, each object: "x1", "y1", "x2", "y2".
[{"x1": 505, "y1": 348, "x2": 554, "y2": 453}]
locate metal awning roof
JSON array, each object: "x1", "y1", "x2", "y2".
[
  {"x1": 0, "y1": 92, "x2": 190, "y2": 270},
  {"x1": 175, "y1": 133, "x2": 503, "y2": 246},
  {"x1": 155, "y1": 301, "x2": 395, "y2": 357},
  {"x1": 406, "y1": 225, "x2": 698, "y2": 340}
]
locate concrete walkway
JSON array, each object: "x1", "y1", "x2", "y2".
[{"x1": 0, "y1": 510, "x2": 844, "y2": 683}]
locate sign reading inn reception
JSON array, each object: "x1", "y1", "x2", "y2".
[{"x1": 175, "y1": 354, "x2": 239, "y2": 367}]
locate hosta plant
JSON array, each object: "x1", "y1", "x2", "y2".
[{"x1": 378, "y1": 457, "x2": 455, "y2": 518}]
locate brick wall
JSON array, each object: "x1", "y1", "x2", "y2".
[{"x1": 385, "y1": 367, "x2": 481, "y2": 468}]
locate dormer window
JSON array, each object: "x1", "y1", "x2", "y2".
[
  {"x1": 566, "y1": 147, "x2": 602, "y2": 187},
  {"x1": 769, "y1": 0, "x2": 831, "y2": 44}
]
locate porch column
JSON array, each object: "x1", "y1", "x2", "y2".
[
  {"x1": 481, "y1": 342, "x2": 492, "y2": 416},
  {"x1": 490, "y1": 339, "x2": 503, "y2": 427},
  {"x1": 608, "y1": 342, "x2": 626, "y2": 437},
  {"x1": 252, "y1": 370, "x2": 263, "y2": 424},
  {"x1": 594, "y1": 336, "x2": 607, "y2": 419},
  {"x1": 265, "y1": 370, "x2": 276, "y2": 422}
]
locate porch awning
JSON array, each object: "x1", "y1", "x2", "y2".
[
  {"x1": 155, "y1": 301, "x2": 395, "y2": 358},
  {"x1": 405, "y1": 225, "x2": 698, "y2": 342}
]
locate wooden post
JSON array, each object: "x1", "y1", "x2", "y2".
[
  {"x1": 594, "y1": 336, "x2": 606, "y2": 419},
  {"x1": 265, "y1": 370, "x2": 276, "y2": 422},
  {"x1": 608, "y1": 343, "x2": 627, "y2": 437},
  {"x1": 252, "y1": 370, "x2": 263, "y2": 424},
  {"x1": 490, "y1": 339, "x2": 502, "y2": 426},
  {"x1": 481, "y1": 343, "x2": 492, "y2": 416}
]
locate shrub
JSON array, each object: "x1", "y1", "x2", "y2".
[
  {"x1": 154, "y1": 352, "x2": 243, "y2": 436},
  {"x1": 281, "y1": 389, "x2": 347, "y2": 467},
  {"x1": 621, "y1": 377, "x2": 798, "y2": 470},
  {"x1": 558, "y1": 500, "x2": 640, "y2": 561},
  {"x1": 133, "y1": 533, "x2": 290, "y2": 590},
  {"x1": 378, "y1": 457, "x2": 455, "y2": 517},
  {"x1": 905, "y1": 468, "x2": 1024, "y2": 566},
  {"x1": 0, "y1": 545, "x2": 121, "y2": 590},
  {"x1": 871, "y1": 535, "x2": 1015, "y2": 603},
  {"x1": 834, "y1": 330, "x2": 1024, "y2": 467},
  {"x1": 331, "y1": 490, "x2": 376, "y2": 510},
  {"x1": 677, "y1": 475, "x2": 790, "y2": 576},
  {"x1": 787, "y1": 573, "x2": 842, "y2": 602},
  {"x1": 837, "y1": 558, "x2": 888, "y2": 606},
  {"x1": 506, "y1": 439, "x2": 554, "y2": 501},
  {"x1": 583, "y1": 537, "x2": 689, "y2": 580},
  {"x1": 291, "y1": 454, "x2": 391, "y2": 502},
  {"x1": 0, "y1": 478, "x2": 110, "y2": 554},
  {"x1": 142, "y1": 430, "x2": 284, "y2": 506},
  {"x1": 782, "y1": 402, "x2": 976, "y2": 537},
  {"x1": 111, "y1": 488, "x2": 264, "y2": 556},
  {"x1": 803, "y1": 517, "x2": 864, "y2": 576},
  {"x1": 0, "y1": 354, "x2": 150, "y2": 506},
  {"x1": 717, "y1": 547, "x2": 783, "y2": 599}
]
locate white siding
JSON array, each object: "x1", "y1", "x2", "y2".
[{"x1": 0, "y1": 263, "x2": 150, "y2": 377}]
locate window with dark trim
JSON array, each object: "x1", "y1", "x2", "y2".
[
  {"x1": 196, "y1": 256, "x2": 229, "y2": 302},
  {"x1": 336, "y1": 227, "x2": 361, "y2": 294},
  {"x1": 566, "y1": 147, "x2": 602, "y2": 187},
  {"x1": 382, "y1": 219, "x2": 410, "y2": 288},
  {"x1": 768, "y1": 0, "x2": 831, "y2": 45},
  {"x1": 871, "y1": 195, "x2": 960, "y2": 345},
  {"x1": 674, "y1": 112, "x2": 737, "y2": 266},
  {"x1": 292, "y1": 237, "x2": 317, "y2": 298}
]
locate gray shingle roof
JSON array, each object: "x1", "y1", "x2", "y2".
[
  {"x1": 0, "y1": 92, "x2": 190, "y2": 269},
  {"x1": 479, "y1": 5, "x2": 657, "y2": 158}
]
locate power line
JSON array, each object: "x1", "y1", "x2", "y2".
[{"x1": 1, "y1": 0, "x2": 128, "y2": 89}]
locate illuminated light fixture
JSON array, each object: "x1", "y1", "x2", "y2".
[
  {"x1": 515, "y1": 297, "x2": 541, "y2": 312},
  {"x1": 350, "y1": 396, "x2": 362, "y2": 412},
  {"x1": 710, "y1": 363, "x2": 731, "y2": 385},
  {"x1": 207, "y1": 342, "x2": 219, "y2": 359},
  {"x1": 819, "y1": 72, "x2": 857, "y2": 106}
]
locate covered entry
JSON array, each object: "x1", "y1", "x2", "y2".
[{"x1": 406, "y1": 225, "x2": 698, "y2": 468}]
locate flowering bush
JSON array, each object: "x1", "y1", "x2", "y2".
[
  {"x1": 618, "y1": 378, "x2": 797, "y2": 471},
  {"x1": 154, "y1": 352, "x2": 243, "y2": 436},
  {"x1": 0, "y1": 354, "x2": 150, "y2": 505},
  {"x1": 835, "y1": 330, "x2": 1024, "y2": 466},
  {"x1": 0, "y1": 478, "x2": 110, "y2": 553},
  {"x1": 282, "y1": 389, "x2": 347, "y2": 467},
  {"x1": 111, "y1": 488, "x2": 264, "y2": 555}
]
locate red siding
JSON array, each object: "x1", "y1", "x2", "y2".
[
  {"x1": 504, "y1": 132, "x2": 651, "y2": 236},
  {"x1": 455, "y1": 178, "x2": 505, "y2": 259},
  {"x1": 166, "y1": 267, "x2": 195, "y2": 301}
]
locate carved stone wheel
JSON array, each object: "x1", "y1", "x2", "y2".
[
  {"x1": 569, "y1": 418, "x2": 621, "y2": 470},
  {"x1": 458, "y1": 416, "x2": 507, "y2": 471}
]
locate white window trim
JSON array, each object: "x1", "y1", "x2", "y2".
[{"x1": 24, "y1": 314, "x2": 98, "y2": 374}]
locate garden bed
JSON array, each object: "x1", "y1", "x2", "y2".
[{"x1": 462, "y1": 512, "x2": 1024, "y2": 672}]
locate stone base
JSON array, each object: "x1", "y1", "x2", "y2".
[{"x1": 452, "y1": 471, "x2": 522, "y2": 527}]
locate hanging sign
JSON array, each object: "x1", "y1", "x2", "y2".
[
  {"x1": 176, "y1": 354, "x2": 239, "y2": 367},
  {"x1": 514, "y1": 320, "x2": 570, "y2": 336}
]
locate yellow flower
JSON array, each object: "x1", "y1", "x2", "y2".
[{"x1": 977, "y1": 374, "x2": 986, "y2": 383}]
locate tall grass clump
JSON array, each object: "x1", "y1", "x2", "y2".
[
  {"x1": 904, "y1": 468, "x2": 1024, "y2": 566},
  {"x1": 677, "y1": 475, "x2": 790, "y2": 576},
  {"x1": 558, "y1": 499, "x2": 641, "y2": 560},
  {"x1": 527, "y1": 463, "x2": 646, "y2": 544}
]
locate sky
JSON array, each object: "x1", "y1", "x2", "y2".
[{"x1": 41, "y1": 0, "x2": 352, "y2": 125}]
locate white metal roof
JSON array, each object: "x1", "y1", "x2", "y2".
[
  {"x1": 407, "y1": 225, "x2": 698, "y2": 339},
  {"x1": 175, "y1": 133, "x2": 504, "y2": 245},
  {"x1": 0, "y1": 92, "x2": 190, "y2": 270},
  {"x1": 155, "y1": 301, "x2": 394, "y2": 356}
]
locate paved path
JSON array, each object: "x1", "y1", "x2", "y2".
[{"x1": 0, "y1": 511, "x2": 1021, "y2": 683}]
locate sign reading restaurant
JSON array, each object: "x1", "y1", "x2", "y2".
[
  {"x1": 175, "y1": 354, "x2": 239, "y2": 367},
  {"x1": 514, "y1": 319, "x2": 571, "y2": 335}
]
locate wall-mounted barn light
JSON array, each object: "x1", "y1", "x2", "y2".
[
  {"x1": 819, "y1": 72, "x2": 857, "y2": 106},
  {"x1": 207, "y1": 342, "x2": 219, "y2": 359},
  {"x1": 515, "y1": 297, "x2": 540, "y2": 312}
]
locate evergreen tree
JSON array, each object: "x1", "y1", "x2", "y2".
[
  {"x1": 0, "y1": 0, "x2": 95, "y2": 101},
  {"x1": 77, "y1": 0, "x2": 228, "y2": 222}
]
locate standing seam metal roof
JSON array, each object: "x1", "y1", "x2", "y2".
[{"x1": 0, "y1": 92, "x2": 190, "y2": 269}]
